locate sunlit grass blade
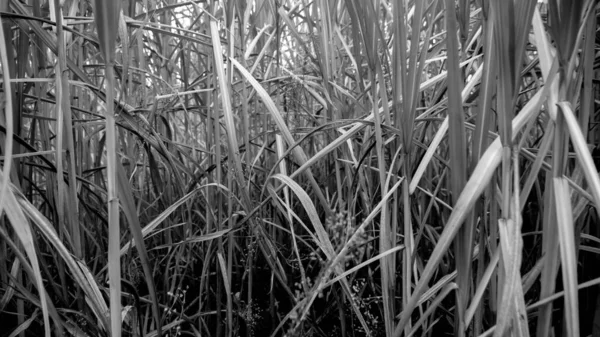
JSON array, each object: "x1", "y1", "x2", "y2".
[
  {"x1": 0, "y1": 0, "x2": 16, "y2": 238},
  {"x1": 494, "y1": 217, "x2": 528, "y2": 337},
  {"x1": 553, "y1": 177, "x2": 580, "y2": 337}
]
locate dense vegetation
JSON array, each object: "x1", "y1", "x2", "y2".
[{"x1": 0, "y1": 0, "x2": 599, "y2": 336}]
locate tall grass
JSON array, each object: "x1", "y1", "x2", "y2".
[{"x1": 0, "y1": 1, "x2": 599, "y2": 336}]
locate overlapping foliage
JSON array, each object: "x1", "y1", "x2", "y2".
[{"x1": 0, "y1": 1, "x2": 599, "y2": 336}]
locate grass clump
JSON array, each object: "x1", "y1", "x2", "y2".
[{"x1": 0, "y1": 1, "x2": 599, "y2": 337}]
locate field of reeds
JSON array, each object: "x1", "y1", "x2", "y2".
[{"x1": 0, "y1": 0, "x2": 599, "y2": 336}]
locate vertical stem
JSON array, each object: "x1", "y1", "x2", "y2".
[
  {"x1": 402, "y1": 160, "x2": 413, "y2": 336},
  {"x1": 106, "y1": 57, "x2": 122, "y2": 337}
]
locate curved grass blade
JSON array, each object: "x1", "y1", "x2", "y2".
[
  {"x1": 14, "y1": 183, "x2": 110, "y2": 331},
  {"x1": 557, "y1": 102, "x2": 600, "y2": 215},
  {"x1": 230, "y1": 57, "x2": 332, "y2": 215}
]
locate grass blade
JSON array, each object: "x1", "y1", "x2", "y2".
[
  {"x1": 92, "y1": 1, "x2": 122, "y2": 336},
  {"x1": 553, "y1": 177, "x2": 580, "y2": 337}
]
